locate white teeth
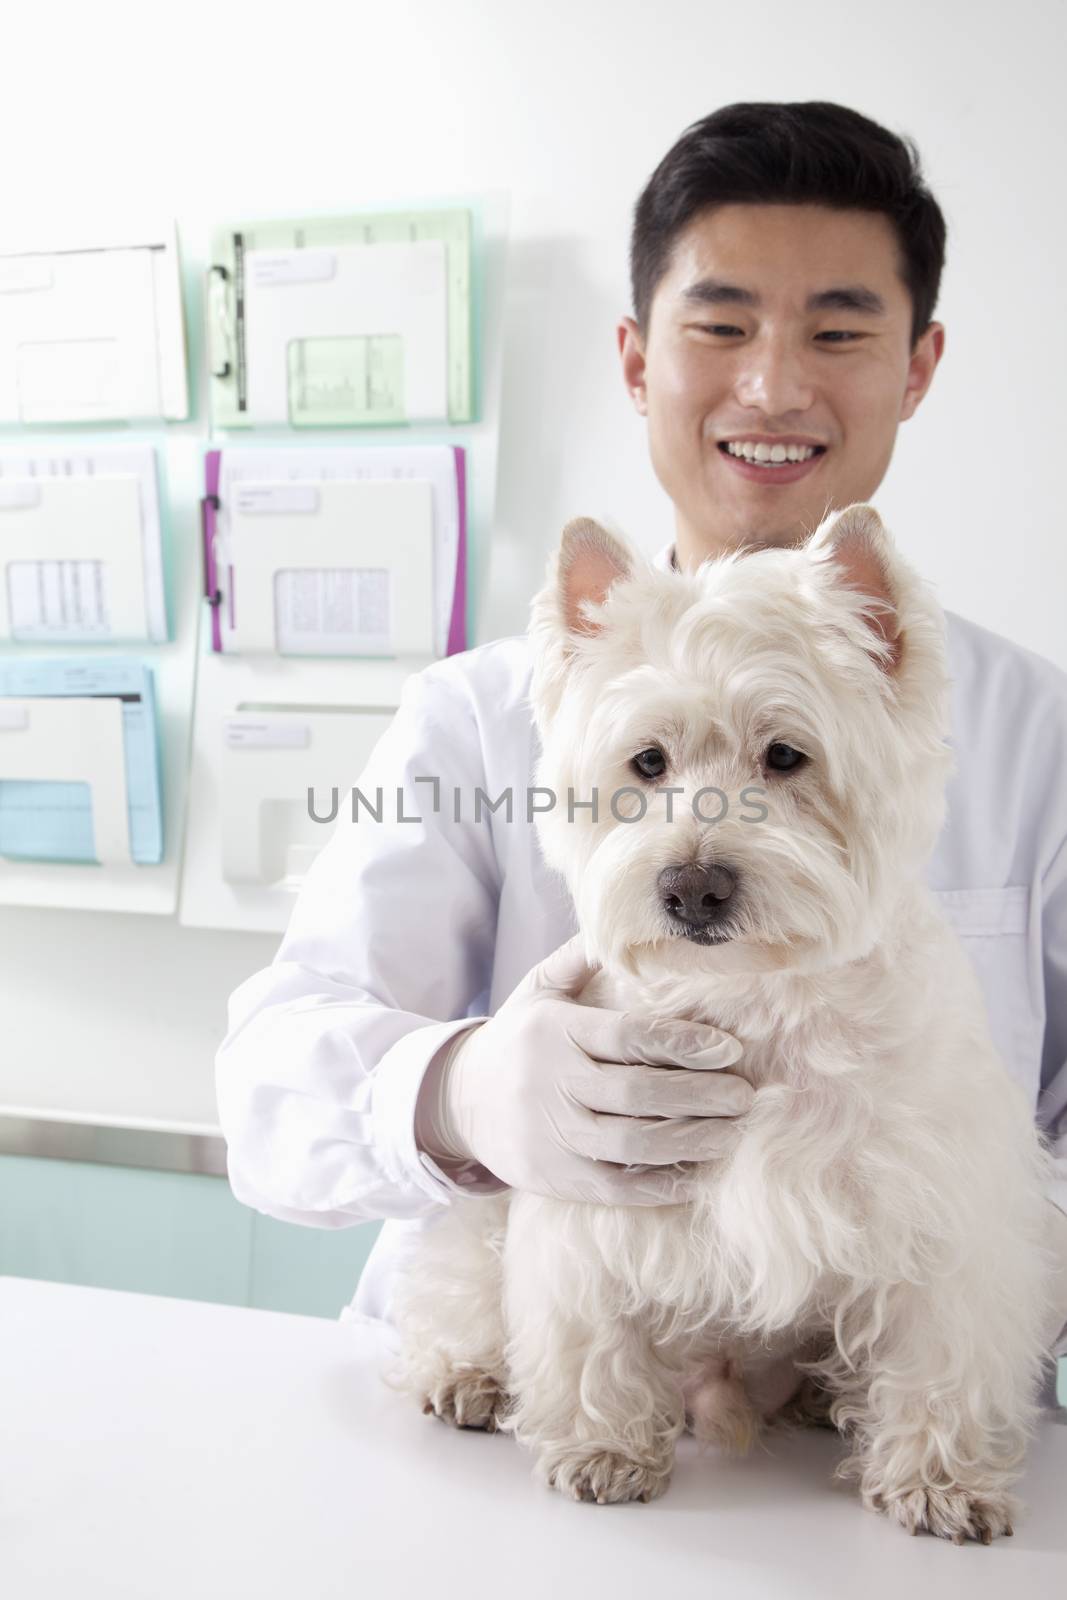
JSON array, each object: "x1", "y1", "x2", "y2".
[{"x1": 724, "y1": 440, "x2": 820, "y2": 465}]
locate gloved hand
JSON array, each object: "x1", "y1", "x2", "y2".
[{"x1": 414, "y1": 935, "x2": 754, "y2": 1206}]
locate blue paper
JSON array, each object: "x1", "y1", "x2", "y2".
[{"x1": 0, "y1": 658, "x2": 163, "y2": 865}]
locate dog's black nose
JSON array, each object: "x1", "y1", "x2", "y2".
[{"x1": 658, "y1": 862, "x2": 737, "y2": 928}]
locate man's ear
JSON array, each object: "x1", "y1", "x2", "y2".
[
  {"x1": 555, "y1": 516, "x2": 635, "y2": 637},
  {"x1": 808, "y1": 503, "x2": 903, "y2": 674},
  {"x1": 617, "y1": 317, "x2": 648, "y2": 415}
]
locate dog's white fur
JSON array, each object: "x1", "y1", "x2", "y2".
[{"x1": 386, "y1": 505, "x2": 1057, "y2": 1542}]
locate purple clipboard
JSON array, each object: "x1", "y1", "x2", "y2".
[
  {"x1": 446, "y1": 444, "x2": 468, "y2": 655},
  {"x1": 200, "y1": 447, "x2": 468, "y2": 657}
]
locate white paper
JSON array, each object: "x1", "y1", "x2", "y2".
[
  {"x1": 242, "y1": 240, "x2": 449, "y2": 424},
  {"x1": 0, "y1": 229, "x2": 187, "y2": 423},
  {"x1": 0, "y1": 695, "x2": 131, "y2": 865},
  {"x1": 1, "y1": 249, "x2": 158, "y2": 421},
  {"x1": 274, "y1": 567, "x2": 391, "y2": 656},
  {"x1": 219, "y1": 705, "x2": 397, "y2": 885},
  {"x1": 215, "y1": 444, "x2": 460, "y2": 658},
  {"x1": 0, "y1": 447, "x2": 167, "y2": 643},
  {"x1": 7, "y1": 559, "x2": 109, "y2": 635},
  {"x1": 225, "y1": 478, "x2": 433, "y2": 657}
]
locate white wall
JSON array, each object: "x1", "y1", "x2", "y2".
[{"x1": 2, "y1": 0, "x2": 1064, "y2": 1128}]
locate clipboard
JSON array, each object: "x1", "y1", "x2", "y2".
[
  {"x1": 207, "y1": 207, "x2": 472, "y2": 428},
  {"x1": 201, "y1": 444, "x2": 467, "y2": 660}
]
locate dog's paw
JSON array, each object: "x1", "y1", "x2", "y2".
[
  {"x1": 877, "y1": 1485, "x2": 1018, "y2": 1544},
  {"x1": 421, "y1": 1370, "x2": 513, "y2": 1432},
  {"x1": 542, "y1": 1447, "x2": 671, "y2": 1505}
]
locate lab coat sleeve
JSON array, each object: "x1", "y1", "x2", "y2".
[
  {"x1": 215, "y1": 659, "x2": 510, "y2": 1227},
  {"x1": 1038, "y1": 831, "x2": 1067, "y2": 1357}
]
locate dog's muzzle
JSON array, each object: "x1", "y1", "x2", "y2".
[{"x1": 657, "y1": 862, "x2": 738, "y2": 944}]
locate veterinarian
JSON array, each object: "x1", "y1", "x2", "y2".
[{"x1": 215, "y1": 101, "x2": 1067, "y2": 1395}]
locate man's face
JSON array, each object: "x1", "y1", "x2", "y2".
[{"x1": 618, "y1": 203, "x2": 944, "y2": 563}]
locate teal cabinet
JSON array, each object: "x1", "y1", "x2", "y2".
[{"x1": 0, "y1": 1155, "x2": 381, "y2": 1318}]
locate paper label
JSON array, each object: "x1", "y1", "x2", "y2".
[
  {"x1": 248, "y1": 251, "x2": 337, "y2": 288},
  {"x1": 233, "y1": 484, "x2": 320, "y2": 516},
  {"x1": 224, "y1": 716, "x2": 311, "y2": 750}
]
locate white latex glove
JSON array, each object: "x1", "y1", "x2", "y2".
[{"x1": 414, "y1": 935, "x2": 754, "y2": 1206}]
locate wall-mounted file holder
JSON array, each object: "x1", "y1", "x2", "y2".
[
  {"x1": 0, "y1": 446, "x2": 167, "y2": 644},
  {"x1": 0, "y1": 696, "x2": 131, "y2": 864},
  {"x1": 207, "y1": 207, "x2": 471, "y2": 428},
  {"x1": 0, "y1": 428, "x2": 202, "y2": 914},
  {"x1": 220, "y1": 705, "x2": 396, "y2": 885},
  {"x1": 0, "y1": 222, "x2": 188, "y2": 424},
  {"x1": 202, "y1": 444, "x2": 467, "y2": 659},
  {"x1": 0, "y1": 659, "x2": 163, "y2": 870},
  {"x1": 183, "y1": 193, "x2": 508, "y2": 933},
  {"x1": 180, "y1": 653, "x2": 417, "y2": 932}
]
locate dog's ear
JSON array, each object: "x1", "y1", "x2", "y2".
[
  {"x1": 808, "y1": 503, "x2": 902, "y2": 674},
  {"x1": 555, "y1": 517, "x2": 635, "y2": 637},
  {"x1": 529, "y1": 518, "x2": 638, "y2": 731}
]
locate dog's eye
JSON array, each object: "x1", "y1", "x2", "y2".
[
  {"x1": 630, "y1": 746, "x2": 667, "y2": 780},
  {"x1": 765, "y1": 742, "x2": 808, "y2": 774}
]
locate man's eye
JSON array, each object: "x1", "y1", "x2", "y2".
[
  {"x1": 764, "y1": 742, "x2": 808, "y2": 774},
  {"x1": 693, "y1": 326, "x2": 863, "y2": 344},
  {"x1": 631, "y1": 747, "x2": 667, "y2": 780}
]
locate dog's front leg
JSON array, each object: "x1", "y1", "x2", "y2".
[
  {"x1": 384, "y1": 1193, "x2": 514, "y2": 1432},
  {"x1": 497, "y1": 1195, "x2": 687, "y2": 1503},
  {"x1": 835, "y1": 1268, "x2": 1051, "y2": 1543}
]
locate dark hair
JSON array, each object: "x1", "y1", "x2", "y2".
[{"x1": 630, "y1": 101, "x2": 946, "y2": 351}]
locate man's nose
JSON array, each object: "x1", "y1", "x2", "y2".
[
  {"x1": 733, "y1": 334, "x2": 815, "y2": 415},
  {"x1": 657, "y1": 862, "x2": 738, "y2": 927}
]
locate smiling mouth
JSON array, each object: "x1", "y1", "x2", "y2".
[{"x1": 717, "y1": 441, "x2": 828, "y2": 473}]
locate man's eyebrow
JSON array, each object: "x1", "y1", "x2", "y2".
[{"x1": 680, "y1": 278, "x2": 888, "y2": 316}]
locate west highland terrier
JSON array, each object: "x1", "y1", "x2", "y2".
[{"x1": 386, "y1": 504, "x2": 1056, "y2": 1543}]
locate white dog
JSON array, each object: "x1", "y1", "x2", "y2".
[{"x1": 386, "y1": 504, "x2": 1056, "y2": 1543}]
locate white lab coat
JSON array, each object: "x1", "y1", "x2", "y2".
[{"x1": 215, "y1": 572, "x2": 1067, "y2": 1376}]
